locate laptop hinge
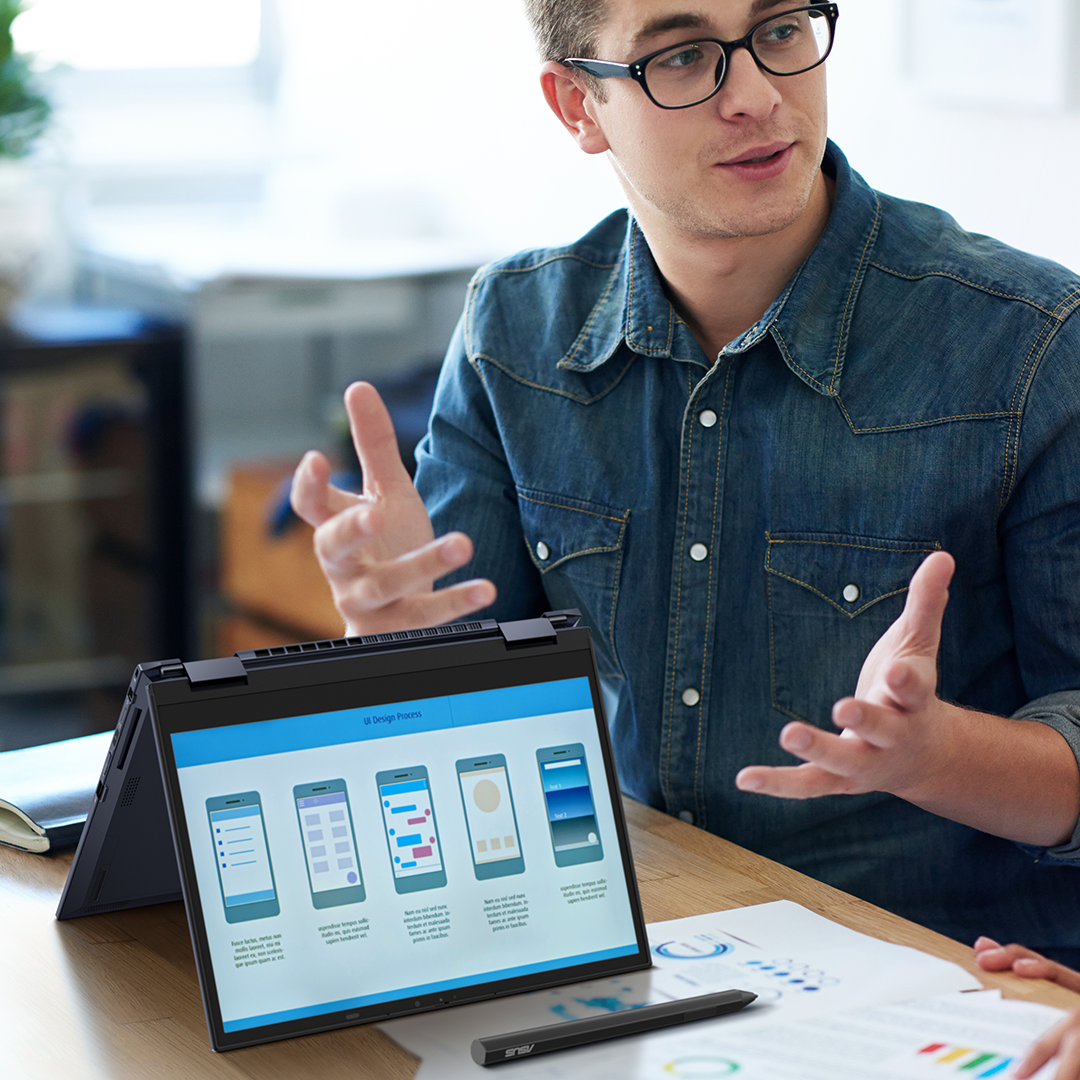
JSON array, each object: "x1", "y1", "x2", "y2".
[
  {"x1": 498, "y1": 616, "x2": 559, "y2": 647},
  {"x1": 541, "y1": 608, "x2": 582, "y2": 629},
  {"x1": 182, "y1": 656, "x2": 249, "y2": 688}
]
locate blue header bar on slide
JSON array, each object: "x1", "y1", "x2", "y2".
[{"x1": 172, "y1": 677, "x2": 592, "y2": 768}]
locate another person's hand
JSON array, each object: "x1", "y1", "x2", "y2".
[
  {"x1": 290, "y1": 381, "x2": 496, "y2": 635},
  {"x1": 735, "y1": 550, "x2": 956, "y2": 801},
  {"x1": 974, "y1": 938, "x2": 1080, "y2": 1079}
]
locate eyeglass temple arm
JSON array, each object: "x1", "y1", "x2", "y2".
[{"x1": 562, "y1": 58, "x2": 634, "y2": 80}]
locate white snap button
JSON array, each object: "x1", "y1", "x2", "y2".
[
  {"x1": 843, "y1": 584, "x2": 860, "y2": 603},
  {"x1": 536, "y1": 541, "x2": 550, "y2": 561},
  {"x1": 689, "y1": 543, "x2": 709, "y2": 562},
  {"x1": 681, "y1": 687, "x2": 701, "y2": 707},
  {"x1": 678, "y1": 810, "x2": 694, "y2": 825},
  {"x1": 698, "y1": 409, "x2": 718, "y2": 428}
]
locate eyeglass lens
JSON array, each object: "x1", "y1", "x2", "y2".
[{"x1": 644, "y1": 7, "x2": 833, "y2": 108}]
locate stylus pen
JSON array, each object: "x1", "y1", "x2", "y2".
[{"x1": 470, "y1": 988, "x2": 757, "y2": 1065}]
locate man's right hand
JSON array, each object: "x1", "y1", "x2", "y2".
[{"x1": 290, "y1": 381, "x2": 496, "y2": 636}]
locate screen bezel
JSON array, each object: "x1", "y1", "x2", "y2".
[{"x1": 150, "y1": 635, "x2": 650, "y2": 1051}]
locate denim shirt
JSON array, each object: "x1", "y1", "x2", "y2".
[{"x1": 414, "y1": 141, "x2": 1080, "y2": 949}]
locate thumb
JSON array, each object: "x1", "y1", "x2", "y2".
[
  {"x1": 900, "y1": 550, "x2": 955, "y2": 654},
  {"x1": 345, "y1": 382, "x2": 413, "y2": 496}
]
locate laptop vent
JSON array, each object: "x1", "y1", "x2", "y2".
[
  {"x1": 119, "y1": 775, "x2": 141, "y2": 807},
  {"x1": 83, "y1": 901, "x2": 130, "y2": 914},
  {"x1": 247, "y1": 621, "x2": 492, "y2": 660}
]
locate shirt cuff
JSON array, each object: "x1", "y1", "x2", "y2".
[{"x1": 1012, "y1": 691, "x2": 1080, "y2": 864}]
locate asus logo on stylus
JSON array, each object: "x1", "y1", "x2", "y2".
[{"x1": 503, "y1": 1045, "x2": 535, "y2": 1058}]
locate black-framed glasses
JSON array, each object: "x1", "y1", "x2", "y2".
[{"x1": 562, "y1": 3, "x2": 839, "y2": 110}]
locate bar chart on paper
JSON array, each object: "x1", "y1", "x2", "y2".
[{"x1": 914, "y1": 1043, "x2": 1013, "y2": 1077}]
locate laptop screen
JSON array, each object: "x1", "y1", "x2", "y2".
[{"x1": 159, "y1": 652, "x2": 648, "y2": 1050}]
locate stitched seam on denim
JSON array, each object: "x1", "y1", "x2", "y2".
[
  {"x1": 693, "y1": 362, "x2": 734, "y2": 821},
  {"x1": 1002, "y1": 322, "x2": 1047, "y2": 510},
  {"x1": 765, "y1": 532, "x2": 805, "y2": 721},
  {"x1": 834, "y1": 396, "x2": 1019, "y2": 433},
  {"x1": 472, "y1": 353, "x2": 638, "y2": 404},
  {"x1": 625, "y1": 221, "x2": 677, "y2": 358},
  {"x1": 771, "y1": 326, "x2": 830, "y2": 394},
  {"x1": 565, "y1": 260, "x2": 623, "y2": 366},
  {"x1": 764, "y1": 570, "x2": 911, "y2": 616},
  {"x1": 663, "y1": 363, "x2": 700, "y2": 802},
  {"x1": 766, "y1": 539, "x2": 941, "y2": 554},
  {"x1": 829, "y1": 196, "x2": 882, "y2": 393},
  {"x1": 475, "y1": 253, "x2": 619, "y2": 280},
  {"x1": 866, "y1": 263, "x2": 1080, "y2": 317},
  {"x1": 607, "y1": 514, "x2": 629, "y2": 674},
  {"x1": 1001, "y1": 309, "x2": 1064, "y2": 511},
  {"x1": 532, "y1": 546, "x2": 621, "y2": 573},
  {"x1": 517, "y1": 492, "x2": 630, "y2": 524}
]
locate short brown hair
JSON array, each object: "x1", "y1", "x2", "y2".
[{"x1": 523, "y1": 0, "x2": 608, "y2": 62}]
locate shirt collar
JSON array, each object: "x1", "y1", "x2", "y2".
[{"x1": 558, "y1": 141, "x2": 882, "y2": 397}]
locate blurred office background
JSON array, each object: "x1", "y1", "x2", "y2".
[{"x1": 1, "y1": 0, "x2": 1078, "y2": 748}]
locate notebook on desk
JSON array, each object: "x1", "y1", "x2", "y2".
[{"x1": 56, "y1": 611, "x2": 650, "y2": 1051}]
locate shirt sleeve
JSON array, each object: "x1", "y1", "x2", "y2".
[
  {"x1": 1002, "y1": 305, "x2": 1080, "y2": 864},
  {"x1": 412, "y1": 314, "x2": 548, "y2": 623}
]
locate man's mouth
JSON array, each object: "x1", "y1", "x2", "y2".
[{"x1": 721, "y1": 142, "x2": 793, "y2": 167}]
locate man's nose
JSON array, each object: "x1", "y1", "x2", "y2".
[{"x1": 714, "y1": 46, "x2": 782, "y2": 120}]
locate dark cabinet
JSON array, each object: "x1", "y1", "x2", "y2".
[{"x1": 0, "y1": 308, "x2": 190, "y2": 749}]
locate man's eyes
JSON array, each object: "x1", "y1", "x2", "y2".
[
  {"x1": 756, "y1": 19, "x2": 803, "y2": 47},
  {"x1": 654, "y1": 44, "x2": 708, "y2": 70}
]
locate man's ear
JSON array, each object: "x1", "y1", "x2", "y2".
[{"x1": 539, "y1": 61, "x2": 611, "y2": 155}]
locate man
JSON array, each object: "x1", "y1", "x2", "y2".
[{"x1": 291, "y1": 0, "x2": 1080, "y2": 959}]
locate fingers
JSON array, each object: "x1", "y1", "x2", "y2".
[
  {"x1": 974, "y1": 941, "x2": 1045, "y2": 972},
  {"x1": 327, "y1": 530, "x2": 476, "y2": 608},
  {"x1": 290, "y1": 450, "x2": 358, "y2": 528},
  {"x1": 315, "y1": 522, "x2": 497, "y2": 632},
  {"x1": 1015, "y1": 1012, "x2": 1080, "y2": 1080},
  {"x1": 345, "y1": 382, "x2": 414, "y2": 494},
  {"x1": 973, "y1": 943, "x2": 1080, "y2": 992},
  {"x1": 1014, "y1": 1024, "x2": 1058, "y2": 1078},
  {"x1": 338, "y1": 578, "x2": 498, "y2": 637},
  {"x1": 1014, "y1": 957, "x2": 1080, "y2": 994},
  {"x1": 735, "y1": 762, "x2": 854, "y2": 799},
  {"x1": 831, "y1": 686, "x2": 938, "y2": 747}
]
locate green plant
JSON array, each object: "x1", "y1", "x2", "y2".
[{"x1": 0, "y1": 0, "x2": 49, "y2": 157}]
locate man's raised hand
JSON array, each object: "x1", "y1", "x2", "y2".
[
  {"x1": 290, "y1": 381, "x2": 495, "y2": 636},
  {"x1": 735, "y1": 550, "x2": 1079, "y2": 847},
  {"x1": 735, "y1": 550, "x2": 956, "y2": 802}
]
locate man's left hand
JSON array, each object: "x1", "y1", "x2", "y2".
[{"x1": 735, "y1": 550, "x2": 957, "y2": 802}]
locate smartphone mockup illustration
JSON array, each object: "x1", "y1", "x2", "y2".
[
  {"x1": 294, "y1": 779, "x2": 366, "y2": 908},
  {"x1": 206, "y1": 792, "x2": 280, "y2": 922},
  {"x1": 376, "y1": 766, "x2": 447, "y2": 893},
  {"x1": 455, "y1": 754, "x2": 525, "y2": 879},
  {"x1": 536, "y1": 744, "x2": 604, "y2": 867}
]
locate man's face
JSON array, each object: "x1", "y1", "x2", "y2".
[{"x1": 582, "y1": 0, "x2": 830, "y2": 243}]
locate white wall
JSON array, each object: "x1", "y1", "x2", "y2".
[
  {"x1": 28, "y1": 0, "x2": 1080, "y2": 283},
  {"x1": 269, "y1": 0, "x2": 1080, "y2": 268},
  {"x1": 826, "y1": 0, "x2": 1080, "y2": 272}
]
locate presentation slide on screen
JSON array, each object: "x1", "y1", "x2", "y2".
[{"x1": 171, "y1": 678, "x2": 640, "y2": 1033}]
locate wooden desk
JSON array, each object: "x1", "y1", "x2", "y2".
[{"x1": 3, "y1": 801, "x2": 1078, "y2": 1079}]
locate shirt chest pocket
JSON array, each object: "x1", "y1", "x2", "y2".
[
  {"x1": 765, "y1": 533, "x2": 940, "y2": 724},
  {"x1": 517, "y1": 488, "x2": 629, "y2": 676}
]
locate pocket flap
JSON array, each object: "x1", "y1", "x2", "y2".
[
  {"x1": 518, "y1": 489, "x2": 629, "y2": 573},
  {"x1": 765, "y1": 533, "x2": 940, "y2": 617}
]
